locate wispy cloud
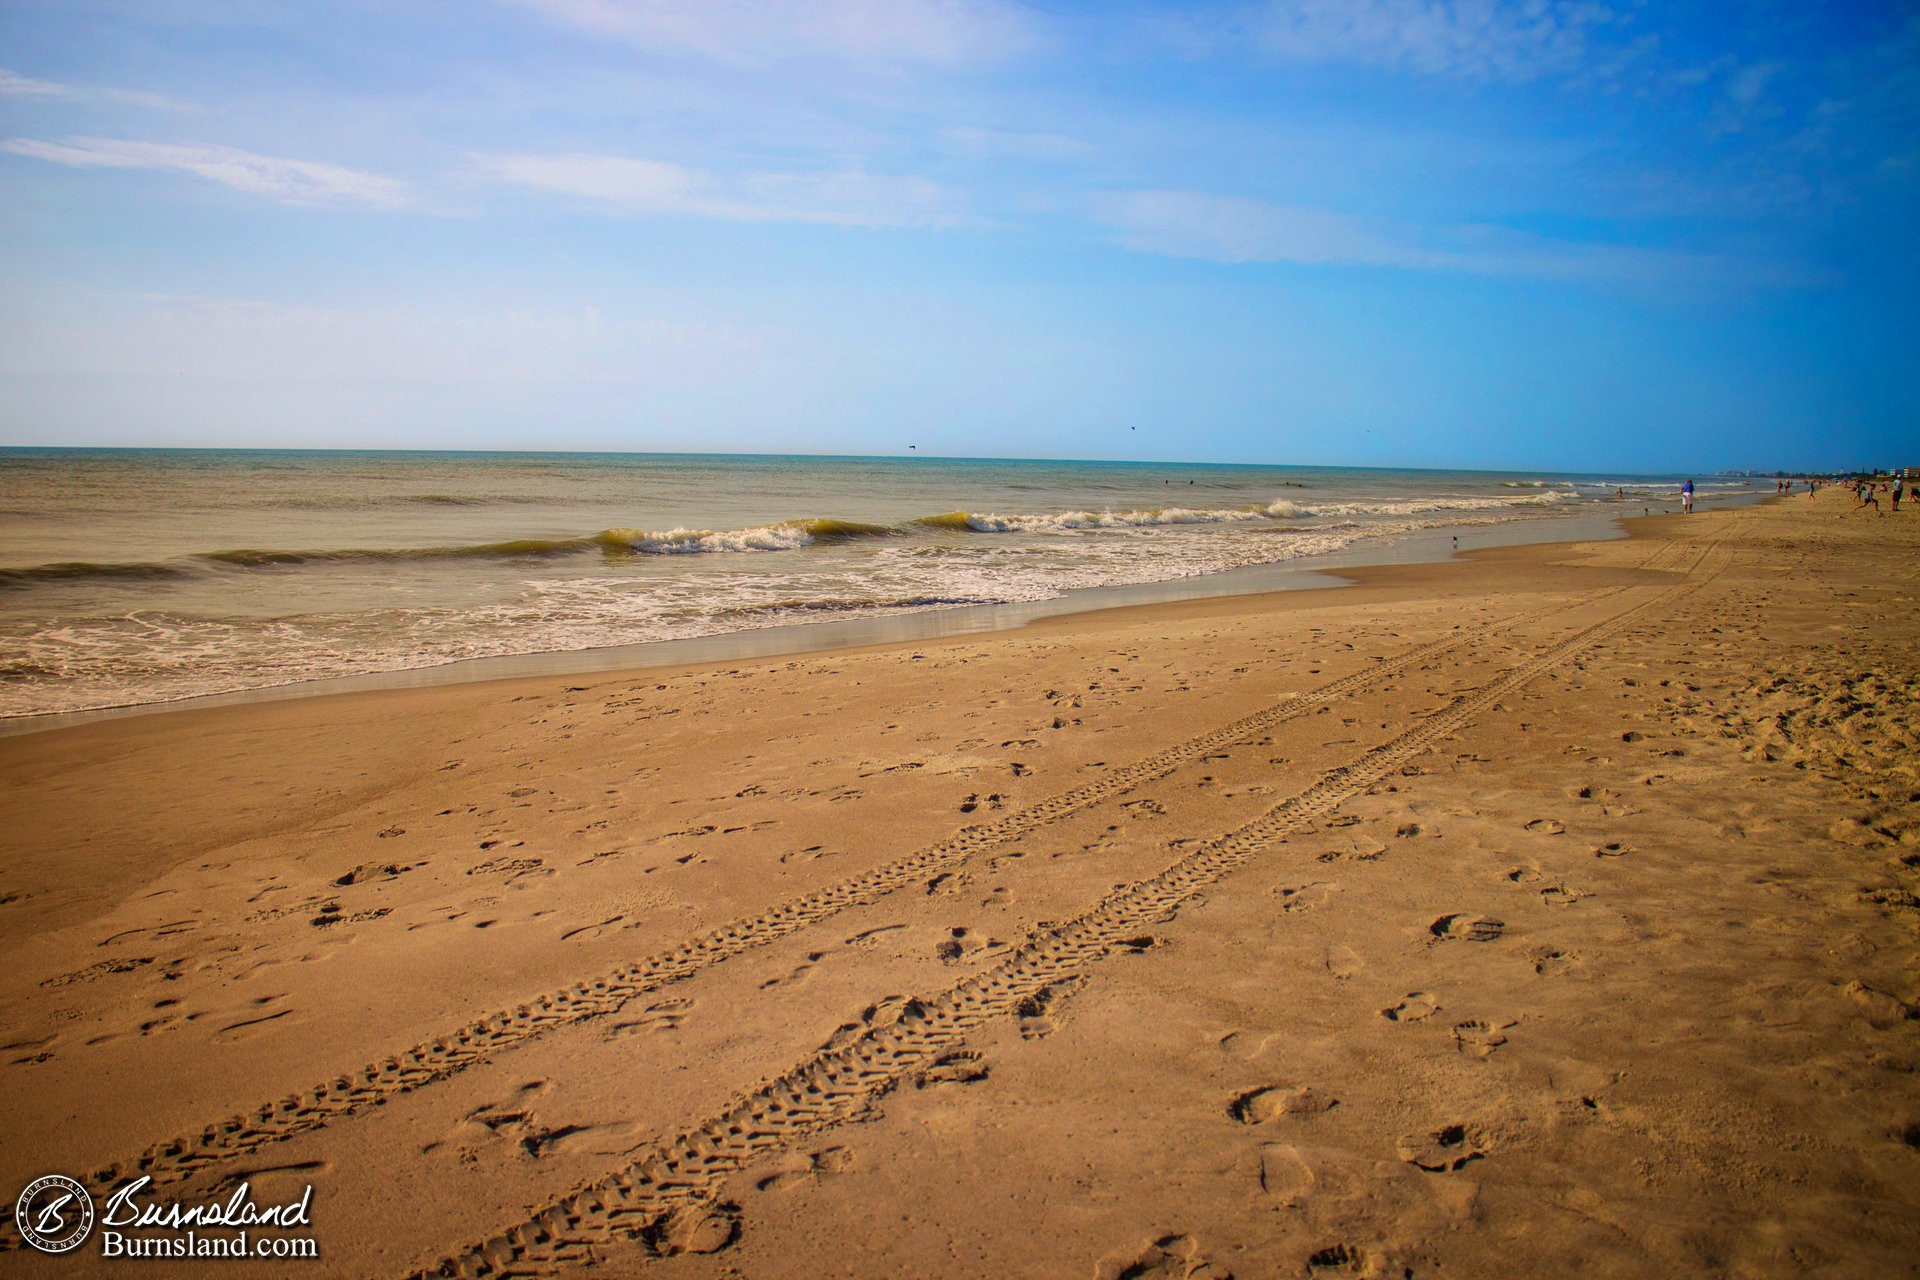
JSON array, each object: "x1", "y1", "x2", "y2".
[
  {"x1": 0, "y1": 69, "x2": 65, "y2": 97},
  {"x1": 0, "y1": 67, "x2": 188, "y2": 110},
  {"x1": 1099, "y1": 190, "x2": 1418, "y2": 266},
  {"x1": 472, "y1": 151, "x2": 960, "y2": 226},
  {"x1": 1256, "y1": 0, "x2": 1636, "y2": 83},
  {"x1": 1093, "y1": 188, "x2": 1817, "y2": 291},
  {"x1": 0, "y1": 137, "x2": 406, "y2": 207},
  {"x1": 510, "y1": 0, "x2": 1038, "y2": 66},
  {"x1": 1706, "y1": 59, "x2": 1787, "y2": 136}
]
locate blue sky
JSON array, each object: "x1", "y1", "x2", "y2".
[{"x1": 1, "y1": 1, "x2": 1915, "y2": 471}]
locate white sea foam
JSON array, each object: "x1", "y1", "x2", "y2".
[
  {"x1": 2, "y1": 451, "x2": 1700, "y2": 718},
  {"x1": 959, "y1": 505, "x2": 1269, "y2": 533},
  {"x1": 610, "y1": 524, "x2": 817, "y2": 554},
  {"x1": 1295, "y1": 491, "x2": 1574, "y2": 518}
]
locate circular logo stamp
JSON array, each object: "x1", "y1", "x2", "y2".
[{"x1": 14, "y1": 1174, "x2": 95, "y2": 1254}]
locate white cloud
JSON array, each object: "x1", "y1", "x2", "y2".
[
  {"x1": 1705, "y1": 59, "x2": 1788, "y2": 136},
  {"x1": 1092, "y1": 187, "x2": 1815, "y2": 291},
  {"x1": 1257, "y1": 0, "x2": 1630, "y2": 83},
  {"x1": 510, "y1": 0, "x2": 1038, "y2": 65},
  {"x1": 0, "y1": 67, "x2": 187, "y2": 110},
  {"x1": 1726, "y1": 60, "x2": 1785, "y2": 105},
  {"x1": 0, "y1": 137, "x2": 406, "y2": 207},
  {"x1": 0, "y1": 69, "x2": 65, "y2": 97},
  {"x1": 1098, "y1": 190, "x2": 1423, "y2": 266},
  {"x1": 472, "y1": 151, "x2": 960, "y2": 227}
]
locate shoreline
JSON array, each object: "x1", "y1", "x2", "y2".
[{"x1": 2, "y1": 498, "x2": 1738, "y2": 740}]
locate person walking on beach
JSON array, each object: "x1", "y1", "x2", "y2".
[
  {"x1": 1681, "y1": 478, "x2": 1694, "y2": 514},
  {"x1": 1894, "y1": 477, "x2": 1905, "y2": 512},
  {"x1": 1856, "y1": 483, "x2": 1880, "y2": 515}
]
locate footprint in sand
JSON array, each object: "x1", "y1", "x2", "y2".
[
  {"x1": 1098, "y1": 1233, "x2": 1229, "y2": 1280},
  {"x1": 434, "y1": 1081, "x2": 623, "y2": 1162},
  {"x1": 1316, "y1": 838, "x2": 1385, "y2": 865},
  {"x1": 560, "y1": 915, "x2": 624, "y2": 942},
  {"x1": 310, "y1": 900, "x2": 392, "y2": 928},
  {"x1": 812, "y1": 1146, "x2": 855, "y2": 1175},
  {"x1": 1538, "y1": 883, "x2": 1586, "y2": 908},
  {"x1": 1524, "y1": 818, "x2": 1567, "y2": 835},
  {"x1": 334, "y1": 862, "x2": 409, "y2": 887},
  {"x1": 215, "y1": 994, "x2": 294, "y2": 1038},
  {"x1": 467, "y1": 856, "x2": 549, "y2": 880},
  {"x1": 1451, "y1": 1019, "x2": 1514, "y2": 1057},
  {"x1": 1528, "y1": 946, "x2": 1578, "y2": 977},
  {"x1": 1230, "y1": 1085, "x2": 1337, "y2": 1123},
  {"x1": 779, "y1": 845, "x2": 841, "y2": 865},
  {"x1": 1276, "y1": 883, "x2": 1338, "y2": 914},
  {"x1": 915, "y1": 1050, "x2": 988, "y2": 1088},
  {"x1": 1593, "y1": 842, "x2": 1632, "y2": 858},
  {"x1": 1014, "y1": 978, "x2": 1082, "y2": 1040},
  {"x1": 1323, "y1": 947, "x2": 1362, "y2": 980},
  {"x1": 843, "y1": 924, "x2": 906, "y2": 950},
  {"x1": 1841, "y1": 980, "x2": 1917, "y2": 1027},
  {"x1": 757, "y1": 1145, "x2": 857, "y2": 1193},
  {"x1": 934, "y1": 927, "x2": 1000, "y2": 964},
  {"x1": 760, "y1": 953, "x2": 825, "y2": 990},
  {"x1": 1306, "y1": 1242, "x2": 1382, "y2": 1274},
  {"x1": 1396, "y1": 1122, "x2": 1491, "y2": 1172},
  {"x1": 609, "y1": 997, "x2": 692, "y2": 1036},
  {"x1": 8, "y1": 1035, "x2": 57, "y2": 1067},
  {"x1": 645, "y1": 1204, "x2": 738, "y2": 1256},
  {"x1": 99, "y1": 921, "x2": 199, "y2": 946},
  {"x1": 1259, "y1": 1143, "x2": 1314, "y2": 1205},
  {"x1": 1382, "y1": 992, "x2": 1439, "y2": 1022},
  {"x1": 1429, "y1": 914, "x2": 1504, "y2": 943},
  {"x1": 823, "y1": 994, "x2": 931, "y2": 1049}
]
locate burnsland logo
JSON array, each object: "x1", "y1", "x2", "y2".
[
  {"x1": 13, "y1": 1174, "x2": 319, "y2": 1260},
  {"x1": 14, "y1": 1174, "x2": 94, "y2": 1254}
]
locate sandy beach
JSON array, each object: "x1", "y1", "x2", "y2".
[{"x1": 3, "y1": 488, "x2": 1917, "y2": 1278}]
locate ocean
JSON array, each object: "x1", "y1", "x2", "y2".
[{"x1": 0, "y1": 449, "x2": 1755, "y2": 721}]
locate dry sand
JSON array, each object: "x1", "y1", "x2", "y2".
[{"x1": 2, "y1": 489, "x2": 1917, "y2": 1278}]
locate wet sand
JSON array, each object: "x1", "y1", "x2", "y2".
[{"x1": 2, "y1": 488, "x2": 1916, "y2": 1277}]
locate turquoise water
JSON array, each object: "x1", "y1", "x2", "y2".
[{"x1": 0, "y1": 449, "x2": 1747, "y2": 717}]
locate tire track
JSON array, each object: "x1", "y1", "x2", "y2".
[
  {"x1": 84, "y1": 603, "x2": 1551, "y2": 1195},
  {"x1": 409, "y1": 545, "x2": 1723, "y2": 1278}
]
